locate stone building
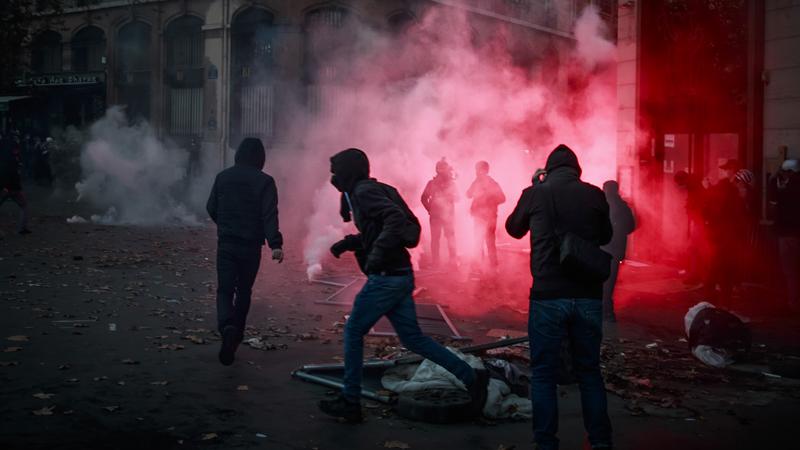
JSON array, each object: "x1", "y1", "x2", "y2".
[{"x1": 4, "y1": 0, "x2": 614, "y2": 166}]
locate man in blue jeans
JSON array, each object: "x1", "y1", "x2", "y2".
[
  {"x1": 319, "y1": 148, "x2": 489, "y2": 422},
  {"x1": 506, "y1": 145, "x2": 614, "y2": 449}
]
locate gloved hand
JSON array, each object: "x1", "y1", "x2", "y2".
[
  {"x1": 363, "y1": 249, "x2": 384, "y2": 274},
  {"x1": 330, "y1": 239, "x2": 350, "y2": 258},
  {"x1": 271, "y1": 248, "x2": 284, "y2": 263},
  {"x1": 532, "y1": 168, "x2": 547, "y2": 186}
]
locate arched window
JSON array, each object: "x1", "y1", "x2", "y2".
[
  {"x1": 31, "y1": 31, "x2": 62, "y2": 73},
  {"x1": 304, "y1": 6, "x2": 355, "y2": 115},
  {"x1": 230, "y1": 7, "x2": 277, "y2": 146},
  {"x1": 165, "y1": 16, "x2": 204, "y2": 139},
  {"x1": 71, "y1": 26, "x2": 106, "y2": 72},
  {"x1": 116, "y1": 21, "x2": 151, "y2": 121}
]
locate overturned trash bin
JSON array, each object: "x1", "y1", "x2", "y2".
[{"x1": 684, "y1": 302, "x2": 751, "y2": 368}]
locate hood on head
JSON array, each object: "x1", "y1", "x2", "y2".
[
  {"x1": 545, "y1": 144, "x2": 582, "y2": 177},
  {"x1": 235, "y1": 137, "x2": 266, "y2": 170},
  {"x1": 330, "y1": 148, "x2": 370, "y2": 193}
]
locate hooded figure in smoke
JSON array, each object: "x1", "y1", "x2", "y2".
[
  {"x1": 466, "y1": 160, "x2": 506, "y2": 268},
  {"x1": 421, "y1": 158, "x2": 459, "y2": 266},
  {"x1": 321, "y1": 148, "x2": 488, "y2": 423},
  {"x1": 506, "y1": 144, "x2": 613, "y2": 450},
  {"x1": 206, "y1": 137, "x2": 283, "y2": 366}
]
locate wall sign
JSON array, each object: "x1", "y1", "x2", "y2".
[{"x1": 15, "y1": 72, "x2": 105, "y2": 88}]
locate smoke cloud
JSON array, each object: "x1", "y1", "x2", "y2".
[
  {"x1": 74, "y1": 106, "x2": 212, "y2": 226},
  {"x1": 281, "y1": 5, "x2": 619, "y2": 314}
]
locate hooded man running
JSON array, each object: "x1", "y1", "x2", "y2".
[
  {"x1": 320, "y1": 148, "x2": 488, "y2": 422},
  {"x1": 207, "y1": 137, "x2": 284, "y2": 366}
]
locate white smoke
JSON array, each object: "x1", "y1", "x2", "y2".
[{"x1": 74, "y1": 106, "x2": 210, "y2": 226}]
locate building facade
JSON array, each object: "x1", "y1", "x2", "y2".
[{"x1": 5, "y1": 0, "x2": 613, "y2": 167}]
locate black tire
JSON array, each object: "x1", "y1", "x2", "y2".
[{"x1": 395, "y1": 388, "x2": 475, "y2": 423}]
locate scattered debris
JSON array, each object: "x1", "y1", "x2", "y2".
[
  {"x1": 200, "y1": 433, "x2": 218, "y2": 441},
  {"x1": 32, "y1": 393, "x2": 54, "y2": 400},
  {"x1": 102, "y1": 405, "x2": 120, "y2": 413},
  {"x1": 384, "y1": 441, "x2": 410, "y2": 449},
  {"x1": 32, "y1": 406, "x2": 55, "y2": 416},
  {"x1": 3, "y1": 347, "x2": 23, "y2": 353},
  {"x1": 6, "y1": 335, "x2": 29, "y2": 342},
  {"x1": 237, "y1": 385, "x2": 249, "y2": 391}
]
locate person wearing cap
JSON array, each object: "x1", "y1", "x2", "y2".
[
  {"x1": 506, "y1": 144, "x2": 614, "y2": 450},
  {"x1": 206, "y1": 137, "x2": 284, "y2": 366},
  {"x1": 775, "y1": 159, "x2": 800, "y2": 306},
  {"x1": 703, "y1": 159, "x2": 748, "y2": 306},
  {"x1": 420, "y1": 158, "x2": 459, "y2": 266}
]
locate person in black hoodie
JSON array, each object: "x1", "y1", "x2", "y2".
[
  {"x1": 601, "y1": 180, "x2": 636, "y2": 322},
  {"x1": 506, "y1": 144, "x2": 613, "y2": 450},
  {"x1": 320, "y1": 148, "x2": 488, "y2": 423},
  {"x1": 206, "y1": 138, "x2": 283, "y2": 366}
]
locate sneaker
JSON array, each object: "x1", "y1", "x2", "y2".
[
  {"x1": 318, "y1": 394, "x2": 363, "y2": 423},
  {"x1": 218, "y1": 325, "x2": 238, "y2": 366},
  {"x1": 467, "y1": 368, "x2": 489, "y2": 414}
]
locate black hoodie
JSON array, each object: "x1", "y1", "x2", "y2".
[
  {"x1": 505, "y1": 145, "x2": 612, "y2": 300},
  {"x1": 330, "y1": 148, "x2": 414, "y2": 274},
  {"x1": 206, "y1": 138, "x2": 283, "y2": 249}
]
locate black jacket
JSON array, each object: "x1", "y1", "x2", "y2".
[
  {"x1": 0, "y1": 138, "x2": 22, "y2": 191},
  {"x1": 330, "y1": 149, "x2": 412, "y2": 274},
  {"x1": 505, "y1": 145, "x2": 612, "y2": 300},
  {"x1": 206, "y1": 144, "x2": 283, "y2": 249}
]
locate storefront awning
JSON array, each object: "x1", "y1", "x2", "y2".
[{"x1": 0, "y1": 96, "x2": 31, "y2": 104}]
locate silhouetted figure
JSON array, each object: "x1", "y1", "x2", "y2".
[
  {"x1": 703, "y1": 159, "x2": 748, "y2": 306},
  {"x1": 320, "y1": 148, "x2": 488, "y2": 423},
  {"x1": 0, "y1": 135, "x2": 31, "y2": 235},
  {"x1": 206, "y1": 137, "x2": 283, "y2": 366},
  {"x1": 33, "y1": 137, "x2": 53, "y2": 187},
  {"x1": 421, "y1": 158, "x2": 458, "y2": 266},
  {"x1": 466, "y1": 161, "x2": 505, "y2": 268},
  {"x1": 674, "y1": 170, "x2": 707, "y2": 283},
  {"x1": 774, "y1": 159, "x2": 800, "y2": 306},
  {"x1": 506, "y1": 144, "x2": 613, "y2": 450},
  {"x1": 600, "y1": 180, "x2": 635, "y2": 322}
]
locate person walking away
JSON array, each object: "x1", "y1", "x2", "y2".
[
  {"x1": 674, "y1": 170, "x2": 708, "y2": 284},
  {"x1": 774, "y1": 159, "x2": 800, "y2": 307},
  {"x1": 421, "y1": 158, "x2": 459, "y2": 266},
  {"x1": 206, "y1": 137, "x2": 284, "y2": 366},
  {"x1": 506, "y1": 144, "x2": 613, "y2": 450},
  {"x1": 466, "y1": 160, "x2": 506, "y2": 270},
  {"x1": 0, "y1": 135, "x2": 31, "y2": 236},
  {"x1": 322, "y1": 148, "x2": 488, "y2": 422},
  {"x1": 600, "y1": 181, "x2": 635, "y2": 322},
  {"x1": 703, "y1": 159, "x2": 747, "y2": 307}
]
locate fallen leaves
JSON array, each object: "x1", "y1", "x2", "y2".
[
  {"x1": 6, "y1": 335, "x2": 29, "y2": 342},
  {"x1": 0, "y1": 361, "x2": 19, "y2": 367},
  {"x1": 102, "y1": 405, "x2": 120, "y2": 413},
  {"x1": 32, "y1": 393, "x2": 55, "y2": 400},
  {"x1": 32, "y1": 406, "x2": 55, "y2": 416},
  {"x1": 121, "y1": 358, "x2": 139, "y2": 365},
  {"x1": 3, "y1": 347, "x2": 23, "y2": 353},
  {"x1": 236, "y1": 385, "x2": 249, "y2": 391},
  {"x1": 150, "y1": 380, "x2": 169, "y2": 386},
  {"x1": 200, "y1": 433, "x2": 218, "y2": 441},
  {"x1": 384, "y1": 441, "x2": 410, "y2": 449}
]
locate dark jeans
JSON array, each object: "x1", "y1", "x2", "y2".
[
  {"x1": 216, "y1": 244, "x2": 262, "y2": 335},
  {"x1": 430, "y1": 215, "x2": 456, "y2": 264},
  {"x1": 343, "y1": 273, "x2": 474, "y2": 401},
  {"x1": 529, "y1": 299, "x2": 612, "y2": 450}
]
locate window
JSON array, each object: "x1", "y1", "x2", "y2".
[
  {"x1": 71, "y1": 26, "x2": 105, "y2": 72},
  {"x1": 31, "y1": 31, "x2": 62, "y2": 73}
]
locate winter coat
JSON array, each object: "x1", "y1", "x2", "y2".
[
  {"x1": 421, "y1": 175, "x2": 458, "y2": 219},
  {"x1": 776, "y1": 173, "x2": 800, "y2": 237},
  {"x1": 330, "y1": 149, "x2": 414, "y2": 274},
  {"x1": 467, "y1": 175, "x2": 506, "y2": 220},
  {"x1": 603, "y1": 195, "x2": 636, "y2": 259},
  {"x1": 206, "y1": 143, "x2": 283, "y2": 249},
  {"x1": 505, "y1": 145, "x2": 612, "y2": 300}
]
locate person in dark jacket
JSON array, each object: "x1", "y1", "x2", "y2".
[
  {"x1": 206, "y1": 137, "x2": 283, "y2": 366},
  {"x1": 466, "y1": 161, "x2": 506, "y2": 268},
  {"x1": 774, "y1": 159, "x2": 800, "y2": 306},
  {"x1": 0, "y1": 135, "x2": 31, "y2": 235},
  {"x1": 421, "y1": 158, "x2": 459, "y2": 266},
  {"x1": 600, "y1": 180, "x2": 635, "y2": 322},
  {"x1": 506, "y1": 144, "x2": 613, "y2": 450},
  {"x1": 320, "y1": 148, "x2": 488, "y2": 423}
]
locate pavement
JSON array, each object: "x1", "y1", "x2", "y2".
[{"x1": 1, "y1": 185, "x2": 799, "y2": 450}]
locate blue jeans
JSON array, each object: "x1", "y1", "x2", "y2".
[
  {"x1": 343, "y1": 273, "x2": 475, "y2": 401},
  {"x1": 529, "y1": 299, "x2": 612, "y2": 450}
]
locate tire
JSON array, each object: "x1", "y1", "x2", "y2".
[{"x1": 395, "y1": 388, "x2": 475, "y2": 423}]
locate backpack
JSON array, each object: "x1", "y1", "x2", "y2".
[{"x1": 379, "y1": 182, "x2": 422, "y2": 249}]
